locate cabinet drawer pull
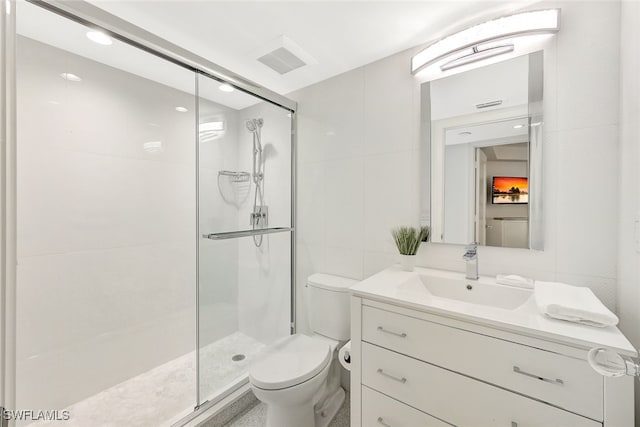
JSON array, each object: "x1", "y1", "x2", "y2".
[
  {"x1": 513, "y1": 366, "x2": 564, "y2": 385},
  {"x1": 377, "y1": 368, "x2": 407, "y2": 383},
  {"x1": 377, "y1": 326, "x2": 407, "y2": 338},
  {"x1": 377, "y1": 417, "x2": 392, "y2": 427}
]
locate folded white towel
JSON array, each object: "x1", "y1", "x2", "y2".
[
  {"x1": 496, "y1": 274, "x2": 534, "y2": 289},
  {"x1": 535, "y1": 281, "x2": 619, "y2": 327}
]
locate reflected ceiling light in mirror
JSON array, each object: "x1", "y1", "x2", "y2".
[
  {"x1": 60, "y1": 73, "x2": 82, "y2": 82},
  {"x1": 459, "y1": 131, "x2": 472, "y2": 136},
  {"x1": 86, "y1": 31, "x2": 113, "y2": 46},
  {"x1": 412, "y1": 9, "x2": 560, "y2": 76},
  {"x1": 513, "y1": 124, "x2": 525, "y2": 129},
  {"x1": 143, "y1": 141, "x2": 163, "y2": 153},
  {"x1": 219, "y1": 83, "x2": 234, "y2": 93},
  {"x1": 200, "y1": 120, "x2": 226, "y2": 141},
  {"x1": 175, "y1": 106, "x2": 188, "y2": 112}
]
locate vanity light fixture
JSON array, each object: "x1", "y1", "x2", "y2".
[{"x1": 411, "y1": 9, "x2": 560, "y2": 75}]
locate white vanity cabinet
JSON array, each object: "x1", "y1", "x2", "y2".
[{"x1": 350, "y1": 297, "x2": 635, "y2": 427}]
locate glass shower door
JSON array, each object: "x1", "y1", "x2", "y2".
[
  {"x1": 15, "y1": 3, "x2": 198, "y2": 425},
  {"x1": 197, "y1": 73, "x2": 293, "y2": 405}
]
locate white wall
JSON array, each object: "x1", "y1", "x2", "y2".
[
  {"x1": 289, "y1": 49, "x2": 421, "y2": 334},
  {"x1": 290, "y1": 1, "x2": 621, "y2": 335},
  {"x1": 443, "y1": 144, "x2": 473, "y2": 244},
  {"x1": 617, "y1": 0, "x2": 640, "y2": 421}
]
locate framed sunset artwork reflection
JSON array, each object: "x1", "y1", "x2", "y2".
[{"x1": 492, "y1": 176, "x2": 528, "y2": 204}]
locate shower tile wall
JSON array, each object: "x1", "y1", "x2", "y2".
[
  {"x1": 198, "y1": 99, "x2": 241, "y2": 347},
  {"x1": 235, "y1": 103, "x2": 292, "y2": 344},
  {"x1": 15, "y1": 36, "x2": 236, "y2": 412}
]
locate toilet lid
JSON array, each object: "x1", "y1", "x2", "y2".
[{"x1": 249, "y1": 334, "x2": 331, "y2": 390}]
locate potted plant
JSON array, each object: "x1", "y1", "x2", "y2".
[{"x1": 391, "y1": 226, "x2": 430, "y2": 271}]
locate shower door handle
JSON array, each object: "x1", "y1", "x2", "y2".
[{"x1": 202, "y1": 227, "x2": 292, "y2": 240}]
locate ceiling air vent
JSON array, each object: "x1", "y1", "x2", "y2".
[
  {"x1": 258, "y1": 47, "x2": 306, "y2": 75},
  {"x1": 253, "y1": 35, "x2": 317, "y2": 75}
]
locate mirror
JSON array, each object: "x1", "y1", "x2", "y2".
[{"x1": 421, "y1": 51, "x2": 544, "y2": 250}]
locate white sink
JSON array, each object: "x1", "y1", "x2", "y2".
[
  {"x1": 399, "y1": 271, "x2": 532, "y2": 310},
  {"x1": 349, "y1": 266, "x2": 637, "y2": 358}
]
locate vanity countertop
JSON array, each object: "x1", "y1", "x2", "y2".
[{"x1": 350, "y1": 266, "x2": 637, "y2": 357}]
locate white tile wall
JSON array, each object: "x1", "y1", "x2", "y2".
[
  {"x1": 290, "y1": 1, "x2": 623, "y2": 334},
  {"x1": 15, "y1": 37, "x2": 237, "y2": 411},
  {"x1": 236, "y1": 101, "x2": 293, "y2": 345},
  {"x1": 617, "y1": 0, "x2": 640, "y2": 420}
]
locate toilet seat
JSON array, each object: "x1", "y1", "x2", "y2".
[{"x1": 249, "y1": 334, "x2": 331, "y2": 390}]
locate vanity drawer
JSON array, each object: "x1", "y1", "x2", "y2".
[
  {"x1": 362, "y1": 386, "x2": 452, "y2": 427},
  {"x1": 362, "y1": 342, "x2": 601, "y2": 427},
  {"x1": 362, "y1": 305, "x2": 603, "y2": 421}
]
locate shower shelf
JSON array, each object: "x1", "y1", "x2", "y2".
[
  {"x1": 218, "y1": 170, "x2": 250, "y2": 183},
  {"x1": 202, "y1": 227, "x2": 292, "y2": 240}
]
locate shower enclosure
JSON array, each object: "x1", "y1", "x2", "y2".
[{"x1": 1, "y1": 1, "x2": 295, "y2": 426}]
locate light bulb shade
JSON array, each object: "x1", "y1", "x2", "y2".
[{"x1": 412, "y1": 9, "x2": 560, "y2": 75}]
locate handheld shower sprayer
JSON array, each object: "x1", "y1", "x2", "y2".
[
  {"x1": 245, "y1": 119, "x2": 264, "y2": 184},
  {"x1": 245, "y1": 118, "x2": 266, "y2": 247}
]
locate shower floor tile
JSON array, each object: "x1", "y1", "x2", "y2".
[{"x1": 26, "y1": 332, "x2": 265, "y2": 427}]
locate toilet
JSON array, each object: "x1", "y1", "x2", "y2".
[{"x1": 249, "y1": 273, "x2": 356, "y2": 427}]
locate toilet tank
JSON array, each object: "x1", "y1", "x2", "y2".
[{"x1": 307, "y1": 273, "x2": 357, "y2": 341}]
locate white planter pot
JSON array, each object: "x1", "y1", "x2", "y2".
[{"x1": 399, "y1": 254, "x2": 416, "y2": 272}]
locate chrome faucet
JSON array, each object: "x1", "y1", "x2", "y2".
[{"x1": 463, "y1": 243, "x2": 478, "y2": 280}]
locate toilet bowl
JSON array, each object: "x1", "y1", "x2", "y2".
[{"x1": 249, "y1": 273, "x2": 357, "y2": 427}]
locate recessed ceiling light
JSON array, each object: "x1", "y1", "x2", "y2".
[
  {"x1": 60, "y1": 73, "x2": 82, "y2": 82},
  {"x1": 513, "y1": 124, "x2": 525, "y2": 129},
  {"x1": 86, "y1": 31, "x2": 113, "y2": 46},
  {"x1": 175, "y1": 106, "x2": 188, "y2": 113},
  {"x1": 219, "y1": 83, "x2": 234, "y2": 93},
  {"x1": 459, "y1": 131, "x2": 472, "y2": 136}
]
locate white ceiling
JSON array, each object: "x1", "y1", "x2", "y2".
[
  {"x1": 87, "y1": 0, "x2": 540, "y2": 95},
  {"x1": 445, "y1": 118, "x2": 529, "y2": 146},
  {"x1": 16, "y1": 1, "x2": 262, "y2": 110}
]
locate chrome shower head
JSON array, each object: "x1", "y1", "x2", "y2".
[{"x1": 245, "y1": 118, "x2": 263, "y2": 133}]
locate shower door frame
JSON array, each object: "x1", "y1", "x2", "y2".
[
  {"x1": 1, "y1": 1, "x2": 17, "y2": 426},
  {"x1": 3, "y1": 0, "x2": 297, "y2": 423}
]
